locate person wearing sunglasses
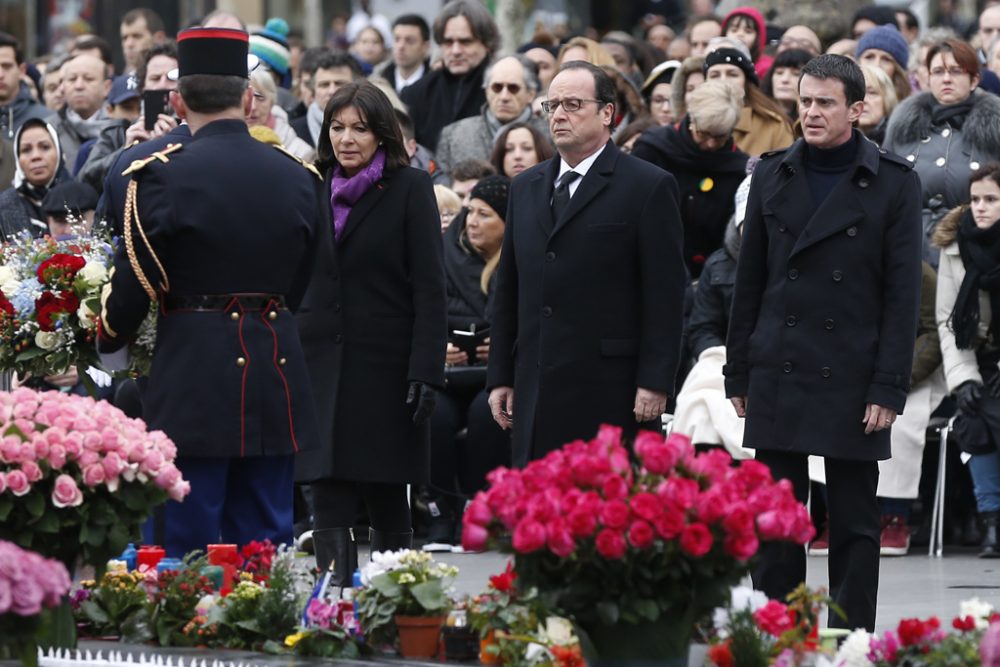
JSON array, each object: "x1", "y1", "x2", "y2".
[{"x1": 435, "y1": 54, "x2": 549, "y2": 184}]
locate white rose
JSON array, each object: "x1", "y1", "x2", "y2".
[
  {"x1": 77, "y1": 261, "x2": 108, "y2": 286},
  {"x1": 961, "y1": 597, "x2": 994, "y2": 629},
  {"x1": 34, "y1": 331, "x2": 59, "y2": 350},
  {"x1": 0, "y1": 266, "x2": 14, "y2": 286},
  {"x1": 543, "y1": 617, "x2": 575, "y2": 645},
  {"x1": 77, "y1": 300, "x2": 97, "y2": 329}
]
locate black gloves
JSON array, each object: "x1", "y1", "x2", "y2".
[
  {"x1": 955, "y1": 380, "x2": 983, "y2": 415},
  {"x1": 406, "y1": 381, "x2": 436, "y2": 423}
]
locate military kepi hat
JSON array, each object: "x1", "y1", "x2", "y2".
[{"x1": 176, "y1": 27, "x2": 254, "y2": 78}]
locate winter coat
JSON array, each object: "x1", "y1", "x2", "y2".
[
  {"x1": 631, "y1": 117, "x2": 748, "y2": 278},
  {"x1": 295, "y1": 166, "x2": 447, "y2": 484},
  {"x1": 912, "y1": 262, "x2": 942, "y2": 387},
  {"x1": 725, "y1": 134, "x2": 923, "y2": 461},
  {"x1": 443, "y1": 208, "x2": 490, "y2": 333},
  {"x1": 49, "y1": 107, "x2": 113, "y2": 173},
  {"x1": 0, "y1": 83, "x2": 54, "y2": 141},
  {"x1": 883, "y1": 90, "x2": 1000, "y2": 268},
  {"x1": 270, "y1": 106, "x2": 315, "y2": 162},
  {"x1": 399, "y1": 60, "x2": 489, "y2": 152},
  {"x1": 687, "y1": 221, "x2": 740, "y2": 360},
  {"x1": 932, "y1": 205, "x2": 994, "y2": 391},
  {"x1": 732, "y1": 105, "x2": 794, "y2": 157},
  {"x1": 77, "y1": 120, "x2": 128, "y2": 195},
  {"x1": 435, "y1": 107, "x2": 549, "y2": 183}
]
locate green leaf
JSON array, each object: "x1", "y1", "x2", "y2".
[
  {"x1": 24, "y1": 492, "x2": 45, "y2": 518},
  {"x1": 80, "y1": 600, "x2": 110, "y2": 625},
  {"x1": 634, "y1": 599, "x2": 660, "y2": 622},
  {"x1": 370, "y1": 572, "x2": 402, "y2": 597},
  {"x1": 15, "y1": 347, "x2": 50, "y2": 362},
  {"x1": 2, "y1": 424, "x2": 27, "y2": 440},
  {"x1": 596, "y1": 601, "x2": 620, "y2": 625},
  {"x1": 30, "y1": 511, "x2": 59, "y2": 533},
  {"x1": 235, "y1": 619, "x2": 262, "y2": 634},
  {"x1": 0, "y1": 496, "x2": 13, "y2": 521},
  {"x1": 410, "y1": 581, "x2": 449, "y2": 612},
  {"x1": 84, "y1": 524, "x2": 107, "y2": 547}
]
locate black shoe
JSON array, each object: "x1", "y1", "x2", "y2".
[
  {"x1": 964, "y1": 514, "x2": 984, "y2": 547},
  {"x1": 313, "y1": 527, "x2": 357, "y2": 586},
  {"x1": 424, "y1": 516, "x2": 456, "y2": 550},
  {"x1": 980, "y1": 512, "x2": 1000, "y2": 558},
  {"x1": 370, "y1": 528, "x2": 413, "y2": 555}
]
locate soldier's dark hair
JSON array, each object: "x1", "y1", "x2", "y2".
[
  {"x1": 798, "y1": 54, "x2": 865, "y2": 105},
  {"x1": 393, "y1": 14, "x2": 430, "y2": 43},
  {"x1": 0, "y1": 32, "x2": 24, "y2": 65},
  {"x1": 557, "y1": 60, "x2": 617, "y2": 117},
  {"x1": 316, "y1": 81, "x2": 410, "y2": 173},
  {"x1": 135, "y1": 41, "x2": 177, "y2": 92},
  {"x1": 177, "y1": 74, "x2": 248, "y2": 113},
  {"x1": 309, "y1": 52, "x2": 362, "y2": 91},
  {"x1": 432, "y1": 0, "x2": 500, "y2": 54},
  {"x1": 122, "y1": 8, "x2": 165, "y2": 34}
]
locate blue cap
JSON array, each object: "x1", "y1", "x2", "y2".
[{"x1": 108, "y1": 74, "x2": 140, "y2": 105}]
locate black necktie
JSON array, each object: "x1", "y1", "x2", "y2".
[{"x1": 549, "y1": 170, "x2": 581, "y2": 232}]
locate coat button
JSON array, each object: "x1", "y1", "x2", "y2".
[
  {"x1": 832, "y1": 270, "x2": 843, "y2": 282},
  {"x1": 906, "y1": 154, "x2": 915, "y2": 162},
  {"x1": 783, "y1": 361, "x2": 793, "y2": 373},
  {"x1": 847, "y1": 226, "x2": 857, "y2": 237},
  {"x1": 546, "y1": 251, "x2": 556, "y2": 261},
  {"x1": 230, "y1": 312, "x2": 239, "y2": 321},
  {"x1": 858, "y1": 178, "x2": 869, "y2": 188},
  {"x1": 778, "y1": 224, "x2": 787, "y2": 233},
  {"x1": 542, "y1": 306, "x2": 553, "y2": 317},
  {"x1": 821, "y1": 367, "x2": 832, "y2": 378},
  {"x1": 334, "y1": 303, "x2": 342, "y2": 312},
  {"x1": 935, "y1": 157, "x2": 946, "y2": 167},
  {"x1": 824, "y1": 318, "x2": 835, "y2": 330},
  {"x1": 236, "y1": 357, "x2": 246, "y2": 367},
  {"x1": 785, "y1": 315, "x2": 797, "y2": 327},
  {"x1": 334, "y1": 334, "x2": 343, "y2": 343},
  {"x1": 278, "y1": 357, "x2": 287, "y2": 366},
  {"x1": 972, "y1": 161, "x2": 981, "y2": 170},
  {"x1": 268, "y1": 311, "x2": 278, "y2": 320},
  {"x1": 941, "y1": 128, "x2": 951, "y2": 138},
  {"x1": 788, "y1": 268, "x2": 799, "y2": 280}
]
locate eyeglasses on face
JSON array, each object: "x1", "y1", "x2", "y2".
[
  {"x1": 490, "y1": 82, "x2": 522, "y2": 95},
  {"x1": 540, "y1": 98, "x2": 603, "y2": 114},
  {"x1": 650, "y1": 96, "x2": 671, "y2": 107},
  {"x1": 929, "y1": 66, "x2": 969, "y2": 78}
]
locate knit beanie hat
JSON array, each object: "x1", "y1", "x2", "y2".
[
  {"x1": 856, "y1": 25, "x2": 908, "y2": 69},
  {"x1": 250, "y1": 18, "x2": 291, "y2": 77},
  {"x1": 704, "y1": 47, "x2": 758, "y2": 86},
  {"x1": 469, "y1": 175, "x2": 511, "y2": 220}
]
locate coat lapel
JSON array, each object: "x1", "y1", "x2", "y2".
[
  {"x1": 337, "y1": 170, "x2": 392, "y2": 245},
  {"x1": 551, "y1": 141, "x2": 618, "y2": 237},
  {"x1": 531, "y1": 157, "x2": 561, "y2": 237}
]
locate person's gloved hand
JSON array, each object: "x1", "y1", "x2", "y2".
[
  {"x1": 955, "y1": 380, "x2": 984, "y2": 415},
  {"x1": 407, "y1": 381, "x2": 436, "y2": 423}
]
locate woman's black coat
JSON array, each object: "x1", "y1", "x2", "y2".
[{"x1": 295, "y1": 166, "x2": 447, "y2": 484}]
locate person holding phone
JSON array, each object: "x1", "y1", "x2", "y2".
[{"x1": 426, "y1": 175, "x2": 512, "y2": 547}]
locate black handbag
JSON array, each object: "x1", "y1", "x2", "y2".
[
  {"x1": 952, "y1": 395, "x2": 1000, "y2": 456},
  {"x1": 444, "y1": 365, "x2": 488, "y2": 392}
]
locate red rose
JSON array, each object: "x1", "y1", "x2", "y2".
[
  {"x1": 602, "y1": 475, "x2": 629, "y2": 500},
  {"x1": 489, "y1": 563, "x2": 517, "y2": 592},
  {"x1": 547, "y1": 518, "x2": 577, "y2": 557},
  {"x1": 512, "y1": 519, "x2": 547, "y2": 553},
  {"x1": 754, "y1": 600, "x2": 795, "y2": 636},
  {"x1": 464, "y1": 498, "x2": 493, "y2": 526},
  {"x1": 659, "y1": 476, "x2": 700, "y2": 510},
  {"x1": 723, "y1": 531, "x2": 759, "y2": 560},
  {"x1": 953, "y1": 615, "x2": 977, "y2": 632},
  {"x1": 37, "y1": 253, "x2": 86, "y2": 286},
  {"x1": 0, "y1": 291, "x2": 13, "y2": 318},
  {"x1": 568, "y1": 507, "x2": 598, "y2": 538},
  {"x1": 696, "y1": 487, "x2": 727, "y2": 524},
  {"x1": 723, "y1": 506, "x2": 755, "y2": 535},
  {"x1": 595, "y1": 528, "x2": 627, "y2": 559},
  {"x1": 627, "y1": 520, "x2": 655, "y2": 549},
  {"x1": 600, "y1": 499, "x2": 631, "y2": 530},
  {"x1": 707, "y1": 640, "x2": 734, "y2": 667},
  {"x1": 654, "y1": 507, "x2": 685, "y2": 539},
  {"x1": 679, "y1": 522, "x2": 714, "y2": 557},
  {"x1": 629, "y1": 492, "x2": 663, "y2": 522}
]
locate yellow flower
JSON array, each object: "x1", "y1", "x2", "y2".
[
  {"x1": 398, "y1": 573, "x2": 417, "y2": 584},
  {"x1": 284, "y1": 632, "x2": 307, "y2": 647}
]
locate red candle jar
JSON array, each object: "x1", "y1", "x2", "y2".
[
  {"x1": 207, "y1": 544, "x2": 238, "y2": 596},
  {"x1": 136, "y1": 545, "x2": 165, "y2": 571}
]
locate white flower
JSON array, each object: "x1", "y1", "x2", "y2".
[
  {"x1": 542, "y1": 616, "x2": 576, "y2": 646},
  {"x1": 361, "y1": 549, "x2": 406, "y2": 585},
  {"x1": 398, "y1": 573, "x2": 416, "y2": 584},
  {"x1": 834, "y1": 629, "x2": 875, "y2": 667},
  {"x1": 77, "y1": 261, "x2": 108, "y2": 286},
  {"x1": 713, "y1": 607, "x2": 732, "y2": 637},
  {"x1": 77, "y1": 300, "x2": 97, "y2": 329},
  {"x1": 961, "y1": 597, "x2": 994, "y2": 629},
  {"x1": 0, "y1": 265, "x2": 14, "y2": 285},
  {"x1": 731, "y1": 585, "x2": 769, "y2": 612},
  {"x1": 34, "y1": 330, "x2": 59, "y2": 350}
]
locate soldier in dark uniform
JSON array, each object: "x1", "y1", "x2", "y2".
[{"x1": 98, "y1": 27, "x2": 321, "y2": 557}]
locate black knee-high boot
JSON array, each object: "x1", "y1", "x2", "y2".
[{"x1": 313, "y1": 527, "x2": 358, "y2": 586}]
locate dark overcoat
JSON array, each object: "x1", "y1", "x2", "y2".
[
  {"x1": 724, "y1": 134, "x2": 923, "y2": 461},
  {"x1": 487, "y1": 141, "x2": 687, "y2": 466},
  {"x1": 294, "y1": 166, "x2": 447, "y2": 484},
  {"x1": 99, "y1": 120, "x2": 320, "y2": 459}
]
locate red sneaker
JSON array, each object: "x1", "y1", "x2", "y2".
[
  {"x1": 808, "y1": 525, "x2": 830, "y2": 556},
  {"x1": 880, "y1": 515, "x2": 910, "y2": 556}
]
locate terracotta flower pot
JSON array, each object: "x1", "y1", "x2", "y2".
[
  {"x1": 395, "y1": 614, "x2": 445, "y2": 659},
  {"x1": 480, "y1": 629, "x2": 501, "y2": 664}
]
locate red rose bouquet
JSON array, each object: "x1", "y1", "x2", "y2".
[{"x1": 462, "y1": 425, "x2": 814, "y2": 662}]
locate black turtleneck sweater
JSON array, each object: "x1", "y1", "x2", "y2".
[{"x1": 803, "y1": 132, "x2": 858, "y2": 214}]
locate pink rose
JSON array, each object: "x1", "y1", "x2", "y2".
[
  {"x1": 601, "y1": 475, "x2": 629, "y2": 501},
  {"x1": 659, "y1": 477, "x2": 700, "y2": 510},
  {"x1": 77, "y1": 450, "x2": 99, "y2": 468},
  {"x1": 82, "y1": 463, "x2": 105, "y2": 488},
  {"x1": 754, "y1": 600, "x2": 795, "y2": 636},
  {"x1": 6, "y1": 469, "x2": 30, "y2": 496},
  {"x1": 0, "y1": 437, "x2": 21, "y2": 463},
  {"x1": 595, "y1": 528, "x2": 627, "y2": 559},
  {"x1": 696, "y1": 488, "x2": 727, "y2": 524},
  {"x1": 628, "y1": 520, "x2": 656, "y2": 549},
  {"x1": 47, "y1": 444, "x2": 67, "y2": 469},
  {"x1": 102, "y1": 451, "x2": 125, "y2": 480},
  {"x1": 688, "y1": 449, "x2": 733, "y2": 483},
  {"x1": 20, "y1": 461, "x2": 42, "y2": 483},
  {"x1": 10, "y1": 577, "x2": 44, "y2": 616},
  {"x1": 630, "y1": 492, "x2": 663, "y2": 522},
  {"x1": 51, "y1": 474, "x2": 83, "y2": 508},
  {"x1": 0, "y1": 471, "x2": 6, "y2": 494},
  {"x1": 62, "y1": 434, "x2": 83, "y2": 459},
  {"x1": 101, "y1": 428, "x2": 122, "y2": 451},
  {"x1": 654, "y1": 507, "x2": 685, "y2": 539},
  {"x1": 723, "y1": 531, "x2": 759, "y2": 561},
  {"x1": 140, "y1": 449, "x2": 164, "y2": 474},
  {"x1": 512, "y1": 520, "x2": 547, "y2": 553},
  {"x1": 723, "y1": 506, "x2": 755, "y2": 535},
  {"x1": 168, "y1": 480, "x2": 190, "y2": 502},
  {"x1": 462, "y1": 523, "x2": 489, "y2": 552},
  {"x1": 32, "y1": 437, "x2": 49, "y2": 460},
  {"x1": 680, "y1": 522, "x2": 714, "y2": 557},
  {"x1": 82, "y1": 432, "x2": 102, "y2": 451},
  {"x1": 567, "y1": 507, "x2": 598, "y2": 538},
  {"x1": 464, "y1": 498, "x2": 493, "y2": 526},
  {"x1": 153, "y1": 463, "x2": 181, "y2": 490},
  {"x1": 547, "y1": 519, "x2": 576, "y2": 557},
  {"x1": 600, "y1": 500, "x2": 631, "y2": 530}
]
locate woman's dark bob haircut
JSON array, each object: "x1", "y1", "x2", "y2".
[{"x1": 316, "y1": 81, "x2": 410, "y2": 173}]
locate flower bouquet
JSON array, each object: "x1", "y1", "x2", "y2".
[
  {"x1": 0, "y1": 540, "x2": 73, "y2": 667},
  {"x1": 462, "y1": 425, "x2": 815, "y2": 664},
  {"x1": 0, "y1": 388, "x2": 190, "y2": 573},
  {"x1": 280, "y1": 597, "x2": 363, "y2": 659},
  {"x1": 356, "y1": 549, "x2": 458, "y2": 657}
]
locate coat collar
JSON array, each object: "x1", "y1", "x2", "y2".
[
  {"x1": 329, "y1": 167, "x2": 395, "y2": 245},
  {"x1": 190, "y1": 118, "x2": 250, "y2": 139},
  {"x1": 528, "y1": 139, "x2": 620, "y2": 238}
]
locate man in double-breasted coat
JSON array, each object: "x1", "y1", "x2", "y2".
[
  {"x1": 725, "y1": 54, "x2": 922, "y2": 632},
  {"x1": 487, "y1": 60, "x2": 686, "y2": 466}
]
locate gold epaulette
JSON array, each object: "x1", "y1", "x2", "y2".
[
  {"x1": 121, "y1": 142, "x2": 184, "y2": 176},
  {"x1": 273, "y1": 144, "x2": 322, "y2": 179}
]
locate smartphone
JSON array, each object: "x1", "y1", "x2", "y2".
[{"x1": 143, "y1": 90, "x2": 170, "y2": 131}]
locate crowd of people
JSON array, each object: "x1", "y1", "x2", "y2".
[{"x1": 5, "y1": 0, "x2": 1000, "y2": 628}]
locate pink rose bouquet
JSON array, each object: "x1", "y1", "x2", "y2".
[
  {"x1": 0, "y1": 539, "x2": 72, "y2": 663},
  {"x1": 462, "y1": 425, "x2": 814, "y2": 662},
  {"x1": 0, "y1": 388, "x2": 189, "y2": 572}
]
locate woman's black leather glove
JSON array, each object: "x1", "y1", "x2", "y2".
[
  {"x1": 955, "y1": 380, "x2": 984, "y2": 415},
  {"x1": 407, "y1": 381, "x2": 436, "y2": 423}
]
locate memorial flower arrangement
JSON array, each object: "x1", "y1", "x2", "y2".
[
  {"x1": 461, "y1": 425, "x2": 815, "y2": 662},
  {"x1": 281, "y1": 597, "x2": 363, "y2": 659},
  {"x1": 0, "y1": 388, "x2": 190, "y2": 572},
  {"x1": 0, "y1": 540, "x2": 72, "y2": 666}
]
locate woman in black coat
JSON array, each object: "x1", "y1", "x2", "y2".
[{"x1": 295, "y1": 81, "x2": 447, "y2": 581}]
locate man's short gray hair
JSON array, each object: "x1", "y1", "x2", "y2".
[{"x1": 483, "y1": 54, "x2": 540, "y2": 94}]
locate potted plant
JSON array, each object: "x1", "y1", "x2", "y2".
[
  {"x1": 0, "y1": 540, "x2": 72, "y2": 667},
  {"x1": 356, "y1": 549, "x2": 457, "y2": 658},
  {"x1": 462, "y1": 425, "x2": 815, "y2": 665}
]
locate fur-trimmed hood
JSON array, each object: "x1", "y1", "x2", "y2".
[
  {"x1": 932, "y1": 205, "x2": 966, "y2": 248},
  {"x1": 885, "y1": 90, "x2": 1000, "y2": 155}
]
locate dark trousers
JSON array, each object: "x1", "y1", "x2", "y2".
[
  {"x1": 145, "y1": 454, "x2": 295, "y2": 558},
  {"x1": 753, "y1": 450, "x2": 880, "y2": 632},
  {"x1": 429, "y1": 386, "x2": 511, "y2": 498},
  {"x1": 311, "y1": 480, "x2": 411, "y2": 532}
]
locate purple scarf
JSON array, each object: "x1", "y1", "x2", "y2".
[{"x1": 331, "y1": 148, "x2": 386, "y2": 242}]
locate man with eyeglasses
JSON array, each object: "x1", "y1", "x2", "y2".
[
  {"x1": 487, "y1": 60, "x2": 686, "y2": 466},
  {"x1": 435, "y1": 54, "x2": 548, "y2": 183},
  {"x1": 400, "y1": 0, "x2": 499, "y2": 152}
]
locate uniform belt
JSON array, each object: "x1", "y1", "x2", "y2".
[{"x1": 162, "y1": 294, "x2": 286, "y2": 312}]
